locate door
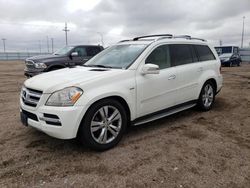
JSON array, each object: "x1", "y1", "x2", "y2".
[
  {"x1": 136, "y1": 45, "x2": 178, "y2": 117},
  {"x1": 169, "y1": 44, "x2": 200, "y2": 104},
  {"x1": 71, "y1": 46, "x2": 88, "y2": 65}
]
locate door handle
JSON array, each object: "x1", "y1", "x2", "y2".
[
  {"x1": 83, "y1": 58, "x2": 89, "y2": 61},
  {"x1": 168, "y1": 75, "x2": 176, "y2": 80},
  {"x1": 198, "y1": 67, "x2": 203, "y2": 72}
]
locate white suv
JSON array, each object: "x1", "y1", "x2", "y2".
[{"x1": 20, "y1": 34, "x2": 223, "y2": 150}]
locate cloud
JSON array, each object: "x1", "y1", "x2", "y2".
[{"x1": 0, "y1": 0, "x2": 249, "y2": 51}]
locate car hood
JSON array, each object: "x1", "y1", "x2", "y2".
[
  {"x1": 219, "y1": 53, "x2": 232, "y2": 59},
  {"x1": 27, "y1": 54, "x2": 66, "y2": 62},
  {"x1": 24, "y1": 67, "x2": 125, "y2": 93}
]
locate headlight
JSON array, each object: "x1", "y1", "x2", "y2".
[
  {"x1": 46, "y1": 87, "x2": 83, "y2": 106},
  {"x1": 34, "y1": 63, "x2": 47, "y2": 69}
]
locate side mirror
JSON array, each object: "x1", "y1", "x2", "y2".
[
  {"x1": 142, "y1": 64, "x2": 160, "y2": 75},
  {"x1": 71, "y1": 52, "x2": 78, "y2": 57}
]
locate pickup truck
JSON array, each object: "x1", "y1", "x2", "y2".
[{"x1": 24, "y1": 45, "x2": 104, "y2": 77}]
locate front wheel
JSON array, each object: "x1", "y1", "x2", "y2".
[
  {"x1": 78, "y1": 99, "x2": 127, "y2": 151},
  {"x1": 197, "y1": 81, "x2": 215, "y2": 111}
]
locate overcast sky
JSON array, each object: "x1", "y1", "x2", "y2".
[{"x1": 0, "y1": 0, "x2": 250, "y2": 52}]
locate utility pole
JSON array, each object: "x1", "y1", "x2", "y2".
[
  {"x1": 97, "y1": 32, "x2": 104, "y2": 46},
  {"x1": 2, "y1": 38, "x2": 6, "y2": 52},
  {"x1": 219, "y1": 40, "x2": 222, "y2": 46},
  {"x1": 39, "y1": 40, "x2": 41, "y2": 54},
  {"x1": 51, "y1": 38, "x2": 54, "y2": 53},
  {"x1": 63, "y1": 22, "x2": 70, "y2": 45},
  {"x1": 46, "y1": 36, "x2": 50, "y2": 53},
  {"x1": 241, "y1": 16, "x2": 245, "y2": 48}
]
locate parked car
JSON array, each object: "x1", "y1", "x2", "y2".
[
  {"x1": 20, "y1": 34, "x2": 223, "y2": 151},
  {"x1": 214, "y1": 46, "x2": 242, "y2": 67},
  {"x1": 24, "y1": 45, "x2": 104, "y2": 77}
]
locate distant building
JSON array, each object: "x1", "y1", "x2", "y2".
[{"x1": 239, "y1": 48, "x2": 250, "y2": 62}]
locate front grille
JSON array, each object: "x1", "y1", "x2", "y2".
[
  {"x1": 25, "y1": 60, "x2": 35, "y2": 69},
  {"x1": 21, "y1": 87, "x2": 43, "y2": 107}
]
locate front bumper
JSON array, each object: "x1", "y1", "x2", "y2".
[
  {"x1": 20, "y1": 97, "x2": 87, "y2": 139},
  {"x1": 216, "y1": 75, "x2": 223, "y2": 94}
]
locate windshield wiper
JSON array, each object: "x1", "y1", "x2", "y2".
[{"x1": 83, "y1": 64, "x2": 113, "y2": 68}]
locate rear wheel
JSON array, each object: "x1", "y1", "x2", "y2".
[
  {"x1": 197, "y1": 81, "x2": 215, "y2": 111},
  {"x1": 78, "y1": 99, "x2": 127, "y2": 151}
]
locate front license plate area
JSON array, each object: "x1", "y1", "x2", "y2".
[{"x1": 20, "y1": 111, "x2": 28, "y2": 126}]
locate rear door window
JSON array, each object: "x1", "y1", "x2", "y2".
[
  {"x1": 169, "y1": 44, "x2": 193, "y2": 66},
  {"x1": 87, "y1": 47, "x2": 101, "y2": 56},
  {"x1": 194, "y1": 45, "x2": 216, "y2": 61}
]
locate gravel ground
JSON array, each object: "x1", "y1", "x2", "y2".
[{"x1": 0, "y1": 61, "x2": 250, "y2": 188}]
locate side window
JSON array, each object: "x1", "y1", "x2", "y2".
[
  {"x1": 169, "y1": 44, "x2": 193, "y2": 66},
  {"x1": 194, "y1": 45, "x2": 216, "y2": 61},
  {"x1": 233, "y1": 47, "x2": 238, "y2": 54},
  {"x1": 145, "y1": 45, "x2": 171, "y2": 69},
  {"x1": 87, "y1": 47, "x2": 101, "y2": 56},
  {"x1": 190, "y1": 45, "x2": 199, "y2": 62},
  {"x1": 73, "y1": 47, "x2": 87, "y2": 57}
]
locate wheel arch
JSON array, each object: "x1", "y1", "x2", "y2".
[{"x1": 76, "y1": 95, "x2": 131, "y2": 138}]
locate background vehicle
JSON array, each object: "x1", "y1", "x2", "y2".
[
  {"x1": 214, "y1": 46, "x2": 242, "y2": 67},
  {"x1": 20, "y1": 34, "x2": 223, "y2": 150},
  {"x1": 24, "y1": 45, "x2": 104, "y2": 77}
]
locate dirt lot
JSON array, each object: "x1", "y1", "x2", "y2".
[{"x1": 0, "y1": 61, "x2": 249, "y2": 188}]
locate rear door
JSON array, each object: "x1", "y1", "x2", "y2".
[{"x1": 169, "y1": 44, "x2": 200, "y2": 104}]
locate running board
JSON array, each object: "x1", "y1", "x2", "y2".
[{"x1": 132, "y1": 102, "x2": 196, "y2": 126}]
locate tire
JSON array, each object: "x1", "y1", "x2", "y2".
[
  {"x1": 197, "y1": 81, "x2": 215, "y2": 111},
  {"x1": 237, "y1": 61, "x2": 241, "y2": 66},
  {"x1": 78, "y1": 99, "x2": 127, "y2": 151},
  {"x1": 229, "y1": 62, "x2": 233, "y2": 67}
]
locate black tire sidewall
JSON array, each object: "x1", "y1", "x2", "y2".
[{"x1": 79, "y1": 99, "x2": 127, "y2": 151}]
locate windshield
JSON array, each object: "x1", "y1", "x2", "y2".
[
  {"x1": 85, "y1": 44, "x2": 147, "y2": 69},
  {"x1": 215, "y1": 47, "x2": 232, "y2": 55},
  {"x1": 54, "y1": 46, "x2": 74, "y2": 55}
]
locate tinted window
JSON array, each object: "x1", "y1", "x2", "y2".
[
  {"x1": 146, "y1": 45, "x2": 171, "y2": 69},
  {"x1": 190, "y1": 45, "x2": 199, "y2": 62},
  {"x1": 214, "y1": 46, "x2": 232, "y2": 55},
  {"x1": 87, "y1": 47, "x2": 101, "y2": 56},
  {"x1": 169, "y1": 44, "x2": 193, "y2": 66},
  {"x1": 195, "y1": 45, "x2": 216, "y2": 61},
  {"x1": 73, "y1": 47, "x2": 87, "y2": 57}
]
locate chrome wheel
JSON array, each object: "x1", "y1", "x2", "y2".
[
  {"x1": 202, "y1": 84, "x2": 214, "y2": 108},
  {"x1": 90, "y1": 105, "x2": 122, "y2": 144}
]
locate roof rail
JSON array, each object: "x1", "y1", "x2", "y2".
[
  {"x1": 133, "y1": 34, "x2": 173, "y2": 41},
  {"x1": 174, "y1": 35, "x2": 191, "y2": 39},
  {"x1": 118, "y1": 39, "x2": 131, "y2": 43},
  {"x1": 173, "y1": 35, "x2": 206, "y2": 42},
  {"x1": 190, "y1": 37, "x2": 207, "y2": 42},
  {"x1": 118, "y1": 34, "x2": 207, "y2": 43}
]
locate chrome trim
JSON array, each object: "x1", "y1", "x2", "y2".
[
  {"x1": 21, "y1": 87, "x2": 42, "y2": 107},
  {"x1": 134, "y1": 104, "x2": 196, "y2": 126},
  {"x1": 25, "y1": 59, "x2": 35, "y2": 65},
  {"x1": 39, "y1": 116, "x2": 61, "y2": 123}
]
